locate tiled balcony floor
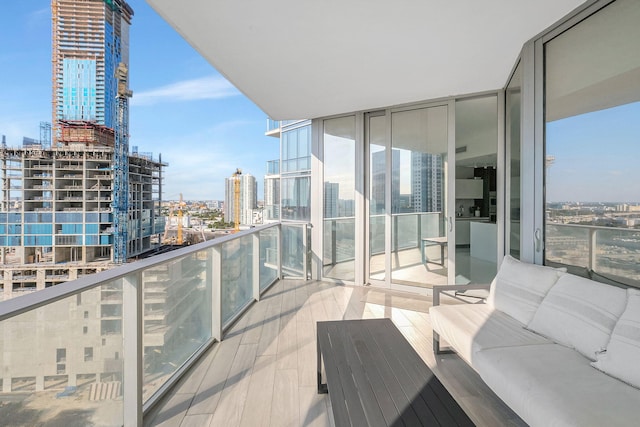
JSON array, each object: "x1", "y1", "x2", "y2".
[{"x1": 144, "y1": 279, "x2": 524, "y2": 427}]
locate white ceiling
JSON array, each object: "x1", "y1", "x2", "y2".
[{"x1": 146, "y1": 0, "x2": 587, "y2": 120}]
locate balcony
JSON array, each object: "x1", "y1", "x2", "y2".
[
  {"x1": 266, "y1": 118, "x2": 281, "y2": 137},
  {"x1": 0, "y1": 222, "x2": 519, "y2": 426}
]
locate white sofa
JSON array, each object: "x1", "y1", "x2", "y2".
[{"x1": 429, "y1": 255, "x2": 640, "y2": 427}]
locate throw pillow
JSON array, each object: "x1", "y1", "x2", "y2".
[
  {"x1": 592, "y1": 288, "x2": 640, "y2": 389},
  {"x1": 528, "y1": 274, "x2": 628, "y2": 361},
  {"x1": 487, "y1": 255, "x2": 565, "y2": 325}
]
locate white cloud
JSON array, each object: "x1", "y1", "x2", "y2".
[{"x1": 131, "y1": 76, "x2": 241, "y2": 106}]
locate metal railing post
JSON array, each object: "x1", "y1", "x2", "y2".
[
  {"x1": 302, "y1": 224, "x2": 312, "y2": 280},
  {"x1": 331, "y1": 220, "x2": 337, "y2": 265},
  {"x1": 306, "y1": 224, "x2": 312, "y2": 280},
  {"x1": 212, "y1": 246, "x2": 223, "y2": 342},
  {"x1": 253, "y1": 232, "x2": 260, "y2": 300},
  {"x1": 123, "y1": 273, "x2": 142, "y2": 427},
  {"x1": 589, "y1": 227, "x2": 597, "y2": 272},
  {"x1": 278, "y1": 224, "x2": 283, "y2": 280}
]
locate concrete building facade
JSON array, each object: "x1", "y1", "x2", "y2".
[{"x1": 224, "y1": 173, "x2": 257, "y2": 226}]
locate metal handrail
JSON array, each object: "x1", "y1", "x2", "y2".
[{"x1": 0, "y1": 222, "x2": 280, "y2": 322}]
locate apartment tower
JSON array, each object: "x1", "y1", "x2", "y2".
[{"x1": 224, "y1": 173, "x2": 258, "y2": 226}]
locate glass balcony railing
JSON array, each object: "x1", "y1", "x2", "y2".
[
  {"x1": 266, "y1": 118, "x2": 280, "y2": 133},
  {"x1": 0, "y1": 222, "x2": 310, "y2": 426},
  {"x1": 546, "y1": 223, "x2": 640, "y2": 284}
]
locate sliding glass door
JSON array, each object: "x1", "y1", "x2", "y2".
[{"x1": 366, "y1": 104, "x2": 450, "y2": 289}]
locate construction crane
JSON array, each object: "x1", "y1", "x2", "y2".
[
  {"x1": 233, "y1": 168, "x2": 242, "y2": 232},
  {"x1": 113, "y1": 62, "x2": 132, "y2": 264},
  {"x1": 176, "y1": 193, "x2": 186, "y2": 245},
  {"x1": 162, "y1": 193, "x2": 187, "y2": 245}
]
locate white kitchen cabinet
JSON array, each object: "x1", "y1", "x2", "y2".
[
  {"x1": 455, "y1": 220, "x2": 470, "y2": 245},
  {"x1": 455, "y1": 179, "x2": 483, "y2": 199}
]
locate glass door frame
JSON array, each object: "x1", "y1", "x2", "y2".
[{"x1": 364, "y1": 100, "x2": 457, "y2": 290}]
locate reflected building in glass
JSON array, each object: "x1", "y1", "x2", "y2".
[{"x1": 411, "y1": 152, "x2": 443, "y2": 213}]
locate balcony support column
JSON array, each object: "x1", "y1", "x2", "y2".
[{"x1": 122, "y1": 273, "x2": 143, "y2": 427}]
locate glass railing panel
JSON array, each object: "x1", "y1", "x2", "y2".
[
  {"x1": 282, "y1": 223, "x2": 305, "y2": 277},
  {"x1": 221, "y1": 235, "x2": 254, "y2": 326},
  {"x1": 419, "y1": 212, "x2": 443, "y2": 240},
  {"x1": 545, "y1": 224, "x2": 591, "y2": 269},
  {"x1": 259, "y1": 227, "x2": 279, "y2": 291},
  {"x1": 594, "y1": 227, "x2": 640, "y2": 282},
  {"x1": 370, "y1": 214, "x2": 385, "y2": 256},
  {"x1": 142, "y1": 250, "x2": 212, "y2": 401},
  {"x1": 0, "y1": 282, "x2": 124, "y2": 426},
  {"x1": 393, "y1": 213, "x2": 419, "y2": 251},
  {"x1": 267, "y1": 118, "x2": 280, "y2": 132},
  {"x1": 323, "y1": 218, "x2": 356, "y2": 281}
]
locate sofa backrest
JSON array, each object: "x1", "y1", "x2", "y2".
[{"x1": 487, "y1": 255, "x2": 565, "y2": 325}]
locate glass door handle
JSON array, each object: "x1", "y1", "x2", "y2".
[
  {"x1": 449, "y1": 216, "x2": 453, "y2": 232},
  {"x1": 535, "y1": 228, "x2": 542, "y2": 253}
]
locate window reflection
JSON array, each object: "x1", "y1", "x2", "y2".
[
  {"x1": 323, "y1": 116, "x2": 356, "y2": 281},
  {"x1": 390, "y1": 106, "x2": 448, "y2": 287},
  {"x1": 544, "y1": 0, "x2": 640, "y2": 285},
  {"x1": 281, "y1": 124, "x2": 311, "y2": 221}
]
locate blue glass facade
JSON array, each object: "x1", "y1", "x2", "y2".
[{"x1": 62, "y1": 59, "x2": 97, "y2": 122}]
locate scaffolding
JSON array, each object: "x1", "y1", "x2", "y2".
[{"x1": 113, "y1": 63, "x2": 132, "y2": 264}]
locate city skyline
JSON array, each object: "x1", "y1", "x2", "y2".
[{"x1": 0, "y1": 1, "x2": 278, "y2": 201}]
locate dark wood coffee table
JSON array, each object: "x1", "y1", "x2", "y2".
[{"x1": 317, "y1": 318, "x2": 474, "y2": 426}]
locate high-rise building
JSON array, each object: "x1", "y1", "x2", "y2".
[
  {"x1": 411, "y1": 152, "x2": 443, "y2": 213},
  {"x1": 323, "y1": 182, "x2": 339, "y2": 219},
  {"x1": 264, "y1": 159, "x2": 280, "y2": 223},
  {"x1": 224, "y1": 173, "x2": 258, "y2": 226},
  {"x1": 52, "y1": 0, "x2": 134, "y2": 141}
]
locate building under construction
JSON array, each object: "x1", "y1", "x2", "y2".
[
  {"x1": 0, "y1": 0, "x2": 167, "y2": 299},
  {"x1": 0, "y1": 127, "x2": 166, "y2": 299}
]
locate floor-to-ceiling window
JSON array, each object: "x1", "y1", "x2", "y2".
[
  {"x1": 454, "y1": 96, "x2": 498, "y2": 284},
  {"x1": 280, "y1": 122, "x2": 311, "y2": 276},
  {"x1": 544, "y1": 0, "x2": 640, "y2": 285},
  {"x1": 323, "y1": 116, "x2": 356, "y2": 281}
]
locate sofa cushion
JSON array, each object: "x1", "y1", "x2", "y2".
[
  {"x1": 528, "y1": 274, "x2": 627, "y2": 361},
  {"x1": 429, "y1": 303, "x2": 550, "y2": 365},
  {"x1": 487, "y1": 255, "x2": 565, "y2": 325},
  {"x1": 475, "y1": 343, "x2": 640, "y2": 427},
  {"x1": 592, "y1": 288, "x2": 640, "y2": 389}
]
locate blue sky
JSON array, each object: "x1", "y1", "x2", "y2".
[
  {"x1": 0, "y1": 1, "x2": 278, "y2": 201},
  {"x1": 546, "y1": 102, "x2": 640, "y2": 203}
]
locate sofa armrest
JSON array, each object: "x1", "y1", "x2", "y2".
[
  {"x1": 432, "y1": 284, "x2": 491, "y2": 307},
  {"x1": 431, "y1": 284, "x2": 491, "y2": 355}
]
